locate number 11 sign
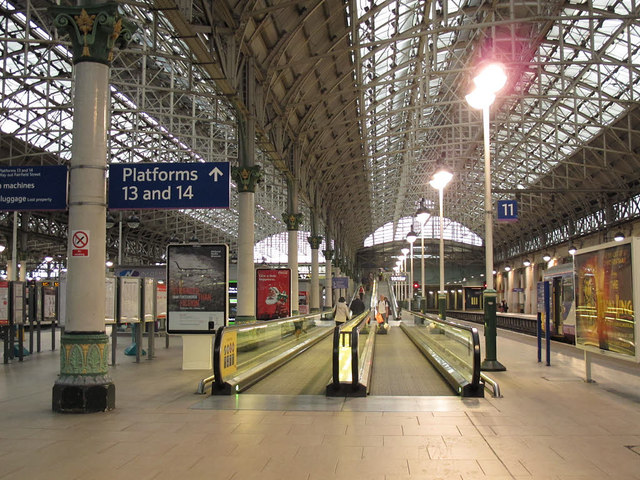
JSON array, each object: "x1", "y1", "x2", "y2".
[{"x1": 497, "y1": 200, "x2": 518, "y2": 222}]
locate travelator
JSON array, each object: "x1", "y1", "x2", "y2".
[{"x1": 201, "y1": 304, "x2": 496, "y2": 398}]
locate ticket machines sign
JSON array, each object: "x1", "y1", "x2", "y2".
[{"x1": 0, "y1": 166, "x2": 67, "y2": 211}]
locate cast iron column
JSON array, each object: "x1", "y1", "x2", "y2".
[{"x1": 50, "y1": 1, "x2": 135, "y2": 412}]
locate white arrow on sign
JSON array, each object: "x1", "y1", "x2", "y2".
[{"x1": 209, "y1": 167, "x2": 223, "y2": 182}]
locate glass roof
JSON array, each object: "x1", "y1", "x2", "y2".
[{"x1": 2, "y1": 0, "x2": 640, "y2": 268}]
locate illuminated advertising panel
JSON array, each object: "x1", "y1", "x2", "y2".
[
  {"x1": 574, "y1": 240, "x2": 638, "y2": 360},
  {"x1": 256, "y1": 268, "x2": 291, "y2": 320},
  {"x1": 167, "y1": 244, "x2": 228, "y2": 334}
]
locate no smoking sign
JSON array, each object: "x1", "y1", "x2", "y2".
[{"x1": 71, "y1": 230, "x2": 89, "y2": 257}]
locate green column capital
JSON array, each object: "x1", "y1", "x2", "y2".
[
  {"x1": 232, "y1": 165, "x2": 263, "y2": 193},
  {"x1": 50, "y1": 2, "x2": 137, "y2": 65},
  {"x1": 323, "y1": 249, "x2": 334, "y2": 261},
  {"x1": 282, "y1": 212, "x2": 303, "y2": 231},
  {"x1": 307, "y1": 235, "x2": 323, "y2": 250}
]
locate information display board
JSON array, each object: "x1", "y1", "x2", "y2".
[
  {"x1": 42, "y1": 285, "x2": 57, "y2": 323},
  {"x1": 574, "y1": 238, "x2": 639, "y2": 361},
  {"x1": 256, "y1": 268, "x2": 291, "y2": 320},
  {"x1": 119, "y1": 277, "x2": 141, "y2": 323},
  {"x1": 167, "y1": 244, "x2": 228, "y2": 334},
  {"x1": 0, "y1": 280, "x2": 9, "y2": 325},
  {"x1": 464, "y1": 287, "x2": 483, "y2": 310},
  {"x1": 105, "y1": 276, "x2": 116, "y2": 323},
  {"x1": 12, "y1": 282, "x2": 25, "y2": 325},
  {"x1": 143, "y1": 278, "x2": 156, "y2": 323}
]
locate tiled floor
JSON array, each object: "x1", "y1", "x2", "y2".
[{"x1": 1, "y1": 326, "x2": 640, "y2": 479}]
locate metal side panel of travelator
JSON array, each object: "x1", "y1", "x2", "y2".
[
  {"x1": 325, "y1": 310, "x2": 374, "y2": 397},
  {"x1": 400, "y1": 311, "x2": 485, "y2": 398},
  {"x1": 210, "y1": 313, "x2": 333, "y2": 395}
]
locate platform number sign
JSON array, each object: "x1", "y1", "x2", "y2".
[{"x1": 497, "y1": 200, "x2": 518, "y2": 222}]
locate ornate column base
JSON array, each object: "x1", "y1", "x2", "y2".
[{"x1": 52, "y1": 333, "x2": 115, "y2": 413}]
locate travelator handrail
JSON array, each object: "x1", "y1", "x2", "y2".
[
  {"x1": 202, "y1": 312, "x2": 331, "y2": 395},
  {"x1": 403, "y1": 310, "x2": 484, "y2": 397},
  {"x1": 386, "y1": 279, "x2": 399, "y2": 319},
  {"x1": 326, "y1": 310, "x2": 372, "y2": 397}
]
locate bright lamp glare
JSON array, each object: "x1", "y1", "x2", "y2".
[
  {"x1": 473, "y1": 63, "x2": 507, "y2": 93},
  {"x1": 416, "y1": 210, "x2": 429, "y2": 225},
  {"x1": 429, "y1": 169, "x2": 453, "y2": 190},
  {"x1": 465, "y1": 89, "x2": 495, "y2": 109}
]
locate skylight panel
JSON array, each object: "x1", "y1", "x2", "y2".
[
  {"x1": 0, "y1": 118, "x2": 20, "y2": 134},
  {"x1": 604, "y1": 41, "x2": 629, "y2": 63}
]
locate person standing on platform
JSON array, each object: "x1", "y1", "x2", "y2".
[
  {"x1": 384, "y1": 296, "x2": 392, "y2": 320},
  {"x1": 334, "y1": 297, "x2": 351, "y2": 326},
  {"x1": 350, "y1": 296, "x2": 365, "y2": 316},
  {"x1": 377, "y1": 294, "x2": 388, "y2": 324}
]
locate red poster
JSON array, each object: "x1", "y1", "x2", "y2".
[{"x1": 256, "y1": 269, "x2": 291, "y2": 320}]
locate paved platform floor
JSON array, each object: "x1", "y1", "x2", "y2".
[{"x1": 1, "y1": 325, "x2": 640, "y2": 479}]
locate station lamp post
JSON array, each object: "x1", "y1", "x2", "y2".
[
  {"x1": 415, "y1": 199, "x2": 431, "y2": 312},
  {"x1": 465, "y1": 62, "x2": 507, "y2": 371},
  {"x1": 400, "y1": 247, "x2": 409, "y2": 302},
  {"x1": 429, "y1": 168, "x2": 453, "y2": 319},
  {"x1": 406, "y1": 227, "x2": 417, "y2": 308}
]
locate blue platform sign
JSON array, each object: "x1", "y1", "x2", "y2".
[
  {"x1": 497, "y1": 200, "x2": 518, "y2": 222},
  {"x1": 0, "y1": 165, "x2": 68, "y2": 211},
  {"x1": 108, "y1": 162, "x2": 230, "y2": 210},
  {"x1": 332, "y1": 277, "x2": 349, "y2": 289}
]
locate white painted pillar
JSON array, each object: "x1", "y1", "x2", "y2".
[
  {"x1": 237, "y1": 192, "x2": 255, "y2": 320},
  {"x1": 65, "y1": 62, "x2": 109, "y2": 333},
  {"x1": 310, "y1": 242, "x2": 320, "y2": 312},
  {"x1": 325, "y1": 250, "x2": 333, "y2": 309},
  {"x1": 288, "y1": 230, "x2": 299, "y2": 314}
]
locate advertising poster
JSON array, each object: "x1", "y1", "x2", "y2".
[
  {"x1": 167, "y1": 244, "x2": 228, "y2": 333},
  {"x1": 256, "y1": 268, "x2": 291, "y2": 320},
  {"x1": 299, "y1": 291, "x2": 309, "y2": 315},
  {"x1": 574, "y1": 241, "x2": 636, "y2": 358},
  {"x1": 219, "y1": 330, "x2": 237, "y2": 378}
]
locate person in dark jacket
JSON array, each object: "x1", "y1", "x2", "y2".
[{"x1": 350, "y1": 296, "x2": 365, "y2": 316}]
